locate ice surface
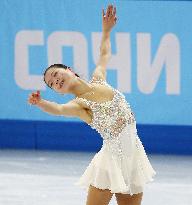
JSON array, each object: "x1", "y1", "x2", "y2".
[{"x1": 0, "y1": 149, "x2": 191, "y2": 205}]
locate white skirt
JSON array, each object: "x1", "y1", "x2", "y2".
[{"x1": 74, "y1": 122, "x2": 156, "y2": 195}]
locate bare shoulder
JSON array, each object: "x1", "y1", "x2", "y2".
[
  {"x1": 58, "y1": 98, "x2": 86, "y2": 118},
  {"x1": 64, "y1": 98, "x2": 91, "y2": 124},
  {"x1": 70, "y1": 97, "x2": 89, "y2": 109}
]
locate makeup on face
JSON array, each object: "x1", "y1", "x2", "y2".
[
  {"x1": 47, "y1": 68, "x2": 75, "y2": 91},
  {"x1": 47, "y1": 69, "x2": 61, "y2": 88}
]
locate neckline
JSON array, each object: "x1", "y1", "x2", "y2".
[
  {"x1": 76, "y1": 88, "x2": 116, "y2": 105},
  {"x1": 85, "y1": 90, "x2": 116, "y2": 126}
]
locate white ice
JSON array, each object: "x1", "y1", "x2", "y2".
[{"x1": 0, "y1": 149, "x2": 191, "y2": 205}]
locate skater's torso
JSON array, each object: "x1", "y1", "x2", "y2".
[{"x1": 74, "y1": 77, "x2": 136, "y2": 139}]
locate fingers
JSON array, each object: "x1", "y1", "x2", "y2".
[
  {"x1": 28, "y1": 91, "x2": 41, "y2": 105},
  {"x1": 103, "y1": 4, "x2": 117, "y2": 21},
  {"x1": 106, "y1": 5, "x2": 111, "y2": 17},
  {"x1": 28, "y1": 98, "x2": 37, "y2": 105},
  {"x1": 28, "y1": 95, "x2": 36, "y2": 105},
  {"x1": 113, "y1": 6, "x2": 116, "y2": 16},
  {"x1": 114, "y1": 16, "x2": 117, "y2": 24},
  {"x1": 109, "y1": 5, "x2": 113, "y2": 16},
  {"x1": 28, "y1": 99, "x2": 37, "y2": 105},
  {"x1": 32, "y1": 91, "x2": 40, "y2": 97},
  {"x1": 102, "y1": 8, "x2": 105, "y2": 18}
]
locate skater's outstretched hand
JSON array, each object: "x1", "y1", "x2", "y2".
[
  {"x1": 102, "y1": 4, "x2": 117, "y2": 33},
  {"x1": 28, "y1": 90, "x2": 41, "y2": 106}
]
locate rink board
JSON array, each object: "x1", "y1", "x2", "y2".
[{"x1": 0, "y1": 119, "x2": 191, "y2": 155}]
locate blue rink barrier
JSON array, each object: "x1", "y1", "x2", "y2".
[{"x1": 0, "y1": 119, "x2": 191, "y2": 155}]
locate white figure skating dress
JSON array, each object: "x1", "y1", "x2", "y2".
[{"x1": 74, "y1": 76, "x2": 156, "y2": 195}]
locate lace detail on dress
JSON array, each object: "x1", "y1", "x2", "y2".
[{"x1": 75, "y1": 76, "x2": 136, "y2": 164}]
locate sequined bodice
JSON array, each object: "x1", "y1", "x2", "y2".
[{"x1": 75, "y1": 77, "x2": 136, "y2": 141}]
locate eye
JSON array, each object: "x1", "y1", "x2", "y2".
[{"x1": 54, "y1": 72, "x2": 57, "y2": 77}]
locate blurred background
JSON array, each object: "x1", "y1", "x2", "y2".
[{"x1": 0, "y1": 0, "x2": 191, "y2": 204}]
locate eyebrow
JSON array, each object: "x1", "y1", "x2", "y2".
[
  {"x1": 47, "y1": 70, "x2": 55, "y2": 87},
  {"x1": 48, "y1": 68, "x2": 57, "y2": 87},
  {"x1": 51, "y1": 70, "x2": 55, "y2": 76}
]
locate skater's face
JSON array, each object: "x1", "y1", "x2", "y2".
[{"x1": 44, "y1": 67, "x2": 77, "y2": 94}]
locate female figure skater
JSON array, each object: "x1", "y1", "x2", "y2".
[{"x1": 28, "y1": 4, "x2": 156, "y2": 205}]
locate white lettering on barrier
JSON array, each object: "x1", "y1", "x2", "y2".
[
  {"x1": 15, "y1": 30, "x2": 180, "y2": 94},
  {"x1": 15, "y1": 30, "x2": 44, "y2": 90},
  {"x1": 47, "y1": 31, "x2": 88, "y2": 80},
  {"x1": 137, "y1": 33, "x2": 180, "y2": 94}
]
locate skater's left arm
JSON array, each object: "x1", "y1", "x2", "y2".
[{"x1": 92, "y1": 4, "x2": 117, "y2": 81}]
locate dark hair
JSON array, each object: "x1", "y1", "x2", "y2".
[{"x1": 43, "y1": 64, "x2": 80, "y2": 89}]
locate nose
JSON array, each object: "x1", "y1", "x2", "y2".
[{"x1": 55, "y1": 78, "x2": 60, "y2": 88}]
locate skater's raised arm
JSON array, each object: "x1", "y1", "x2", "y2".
[
  {"x1": 92, "y1": 4, "x2": 117, "y2": 80},
  {"x1": 28, "y1": 91, "x2": 83, "y2": 118}
]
